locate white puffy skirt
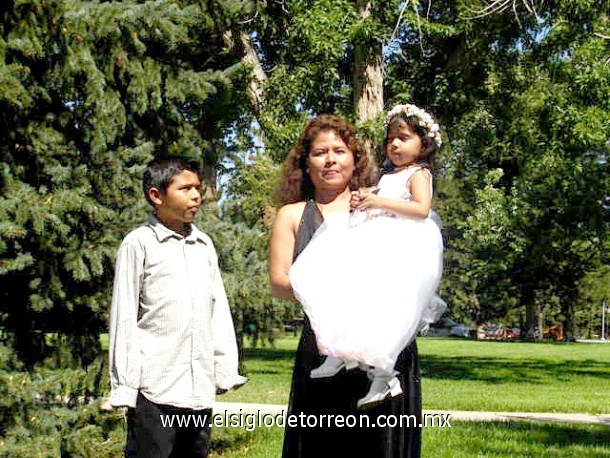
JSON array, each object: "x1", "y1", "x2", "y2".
[{"x1": 290, "y1": 213, "x2": 444, "y2": 373}]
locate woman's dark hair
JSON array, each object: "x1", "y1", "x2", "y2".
[
  {"x1": 274, "y1": 114, "x2": 376, "y2": 205},
  {"x1": 143, "y1": 157, "x2": 200, "y2": 207}
]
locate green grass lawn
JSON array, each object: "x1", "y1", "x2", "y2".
[
  {"x1": 219, "y1": 337, "x2": 297, "y2": 405},
  {"x1": 419, "y1": 337, "x2": 610, "y2": 414},
  {"x1": 209, "y1": 335, "x2": 610, "y2": 457},
  {"x1": 423, "y1": 421, "x2": 610, "y2": 458},
  {"x1": 220, "y1": 336, "x2": 610, "y2": 414},
  {"x1": 99, "y1": 333, "x2": 610, "y2": 456},
  {"x1": 209, "y1": 421, "x2": 610, "y2": 458}
]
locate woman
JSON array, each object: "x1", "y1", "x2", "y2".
[{"x1": 269, "y1": 114, "x2": 422, "y2": 457}]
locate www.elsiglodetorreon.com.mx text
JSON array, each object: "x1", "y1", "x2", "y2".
[{"x1": 160, "y1": 410, "x2": 452, "y2": 432}]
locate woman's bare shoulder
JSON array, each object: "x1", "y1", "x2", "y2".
[
  {"x1": 276, "y1": 201, "x2": 307, "y2": 221},
  {"x1": 270, "y1": 201, "x2": 307, "y2": 235}
]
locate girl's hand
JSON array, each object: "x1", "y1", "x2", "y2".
[{"x1": 351, "y1": 187, "x2": 379, "y2": 211}]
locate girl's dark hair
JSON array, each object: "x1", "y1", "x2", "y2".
[
  {"x1": 274, "y1": 114, "x2": 376, "y2": 205},
  {"x1": 143, "y1": 157, "x2": 200, "y2": 207},
  {"x1": 382, "y1": 113, "x2": 438, "y2": 174}
]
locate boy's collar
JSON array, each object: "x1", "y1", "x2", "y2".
[{"x1": 147, "y1": 214, "x2": 208, "y2": 244}]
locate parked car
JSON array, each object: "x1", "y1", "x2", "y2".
[
  {"x1": 505, "y1": 327, "x2": 521, "y2": 340},
  {"x1": 424, "y1": 317, "x2": 476, "y2": 339},
  {"x1": 449, "y1": 323, "x2": 476, "y2": 339},
  {"x1": 423, "y1": 317, "x2": 454, "y2": 337},
  {"x1": 484, "y1": 325, "x2": 506, "y2": 340},
  {"x1": 477, "y1": 324, "x2": 522, "y2": 341}
]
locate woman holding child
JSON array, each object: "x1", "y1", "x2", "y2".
[{"x1": 269, "y1": 114, "x2": 422, "y2": 457}]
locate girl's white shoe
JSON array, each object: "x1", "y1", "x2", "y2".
[
  {"x1": 310, "y1": 357, "x2": 359, "y2": 379},
  {"x1": 357, "y1": 371, "x2": 403, "y2": 409}
]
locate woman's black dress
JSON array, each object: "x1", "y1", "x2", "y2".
[{"x1": 282, "y1": 201, "x2": 421, "y2": 458}]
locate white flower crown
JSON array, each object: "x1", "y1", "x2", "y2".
[{"x1": 385, "y1": 104, "x2": 442, "y2": 148}]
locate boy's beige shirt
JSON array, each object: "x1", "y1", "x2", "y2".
[{"x1": 109, "y1": 215, "x2": 246, "y2": 409}]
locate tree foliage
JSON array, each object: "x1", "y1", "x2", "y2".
[
  {"x1": 0, "y1": 340, "x2": 125, "y2": 457},
  {"x1": 1, "y1": 0, "x2": 609, "y2": 365},
  {"x1": 0, "y1": 0, "x2": 250, "y2": 366},
  {"x1": 1, "y1": 1, "x2": 609, "y2": 454},
  {"x1": 232, "y1": 0, "x2": 610, "y2": 337},
  {"x1": 199, "y1": 208, "x2": 299, "y2": 347},
  {"x1": 448, "y1": 1, "x2": 610, "y2": 335}
]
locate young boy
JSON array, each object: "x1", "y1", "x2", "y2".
[{"x1": 109, "y1": 157, "x2": 247, "y2": 458}]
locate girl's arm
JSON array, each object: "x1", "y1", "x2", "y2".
[
  {"x1": 353, "y1": 168, "x2": 432, "y2": 219},
  {"x1": 268, "y1": 203, "x2": 302, "y2": 302}
]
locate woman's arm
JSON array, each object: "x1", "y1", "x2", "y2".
[
  {"x1": 353, "y1": 168, "x2": 432, "y2": 219},
  {"x1": 268, "y1": 203, "x2": 302, "y2": 301}
]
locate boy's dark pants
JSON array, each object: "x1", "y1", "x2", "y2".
[{"x1": 126, "y1": 392, "x2": 212, "y2": 458}]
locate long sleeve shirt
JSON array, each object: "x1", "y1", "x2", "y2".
[{"x1": 109, "y1": 215, "x2": 246, "y2": 409}]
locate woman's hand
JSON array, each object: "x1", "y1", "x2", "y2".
[{"x1": 349, "y1": 190, "x2": 361, "y2": 211}]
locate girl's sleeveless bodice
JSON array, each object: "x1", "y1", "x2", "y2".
[{"x1": 377, "y1": 165, "x2": 433, "y2": 203}]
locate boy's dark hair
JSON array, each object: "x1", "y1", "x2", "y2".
[{"x1": 143, "y1": 157, "x2": 201, "y2": 207}]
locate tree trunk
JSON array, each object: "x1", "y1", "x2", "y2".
[
  {"x1": 537, "y1": 306, "x2": 545, "y2": 341},
  {"x1": 354, "y1": 44, "x2": 383, "y2": 123},
  {"x1": 224, "y1": 29, "x2": 268, "y2": 134},
  {"x1": 215, "y1": 30, "x2": 270, "y2": 206},
  {"x1": 240, "y1": 31, "x2": 268, "y2": 118},
  {"x1": 201, "y1": 163, "x2": 217, "y2": 205},
  {"x1": 523, "y1": 284, "x2": 537, "y2": 340},
  {"x1": 561, "y1": 290, "x2": 575, "y2": 341},
  {"x1": 354, "y1": 0, "x2": 383, "y2": 154}
]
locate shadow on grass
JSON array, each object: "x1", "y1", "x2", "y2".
[
  {"x1": 212, "y1": 421, "x2": 610, "y2": 457},
  {"x1": 210, "y1": 425, "x2": 283, "y2": 457},
  {"x1": 498, "y1": 421, "x2": 610, "y2": 445},
  {"x1": 210, "y1": 429, "x2": 252, "y2": 454},
  {"x1": 467, "y1": 421, "x2": 610, "y2": 455},
  {"x1": 534, "y1": 423, "x2": 610, "y2": 446},
  {"x1": 239, "y1": 347, "x2": 296, "y2": 377},
  {"x1": 241, "y1": 342, "x2": 610, "y2": 385},
  {"x1": 242, "y1": 347, "x2": 296, "y2": 362},
  {"x1": 420, "y1": 354, "x2": 609, "y2": 384},
  {"x1": 427, "y1": 421, "x2": 610, "y2": 458}
]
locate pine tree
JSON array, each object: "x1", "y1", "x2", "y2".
[{"x1": 0, "y1": 0, "x2": 249, "y2": 366}]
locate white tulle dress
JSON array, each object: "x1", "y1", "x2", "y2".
[{"x1": 290, "y1": 166, "x2": 445, "y2": 374}]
